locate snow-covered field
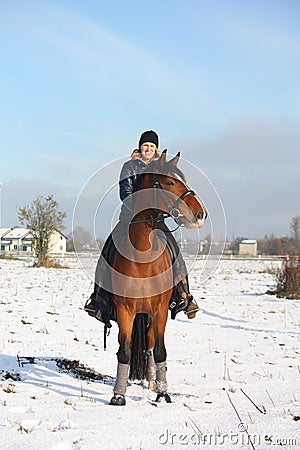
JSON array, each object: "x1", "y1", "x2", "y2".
[{"x1": 0, "y1": 256, "x2": 299, "y2": 450}]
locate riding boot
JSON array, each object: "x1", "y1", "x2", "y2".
[
  {"x1": 169, "y1": 278, "x2": 199, "y2": 320},
  {"x1": 185, "y1": 294, "x2": 199, "y2": 319}
]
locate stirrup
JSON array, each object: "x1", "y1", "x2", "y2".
[
  {"x1": 84, "y1": 297, "x2": 112, "y2": 327},
  {"x1": 84, "y1": 297, "x2": 97, "y2": 317}
]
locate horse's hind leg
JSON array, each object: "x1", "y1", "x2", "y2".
[
  {"x1": 146, "y1": 349, "x2": 156, "y2": 392},
  {"x1": 145, "y1": 325, "x2": 156, "y2": 391}
]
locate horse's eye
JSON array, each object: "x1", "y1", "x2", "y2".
[{"x1": 166, "y1": 180, "x2": 174, "y2": 186}]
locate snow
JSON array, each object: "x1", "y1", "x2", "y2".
[{"x1": 0, "y1": 256, "x2": 299, "y2": 450}]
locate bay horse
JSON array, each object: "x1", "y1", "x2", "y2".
[{"x1": 109, "y1": 150, "x2": 206, "y2": 405}]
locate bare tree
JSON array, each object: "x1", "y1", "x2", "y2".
[
  {"x1": 18, "y1": 195, "x2": 66, "y2": 265},
  {"x1": 290, "y1": 215, "x2": 300, "y2": 250},
  {"x1": 68, "y1": 226, "x2": 93, "y2": 251}
]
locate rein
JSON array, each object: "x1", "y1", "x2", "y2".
[{"x1": 129, "y1": 212, "x2": 168, "y2": 226}]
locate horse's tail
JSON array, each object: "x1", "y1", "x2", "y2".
[{"x1": 129, "y1": 313, "x2": 149, "y2": 381}]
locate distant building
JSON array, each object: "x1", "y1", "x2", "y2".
[
  {"x1": 239, "y1": 239, "x2": 257, "y2": 256},
  {"x1": 0, "y1": 227, "x2": 66, "y2": 254},
  {"x1": 179, "y1": 239, "x2": 206, "y2": 254}
]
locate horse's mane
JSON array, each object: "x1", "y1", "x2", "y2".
[{"x1": 133, "y1": 159, "x2": 186, "y2": 193}]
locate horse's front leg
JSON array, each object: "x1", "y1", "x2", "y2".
[
  {"x1": 110, "y1": 306, "x2": 134, "y2": 406},
  {"x1": 152, "y1": 309, "x2": 172, "y2": 403}
]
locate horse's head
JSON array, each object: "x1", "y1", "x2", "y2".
[{"x1": 135, "y1": 150, "x2": 207, "y2": 229}]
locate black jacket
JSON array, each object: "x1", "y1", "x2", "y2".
[{"x1": 119, "y1": 158, "x2": 147, "y2": 221}]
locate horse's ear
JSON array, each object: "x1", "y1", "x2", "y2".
[
  {"x1": 169, "y1": 151, "x2": 180, "y2": 167},
  {"x1": 159, "y1": 149, "x2": 167, "y2": 167}
]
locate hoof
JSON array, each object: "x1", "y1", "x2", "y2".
[
  {"x1": 155, "y1": 392, "x2": 172, "y2": 403},
  {"x1": 109, "y1": 394, "x2": 126, "y2": 406}
]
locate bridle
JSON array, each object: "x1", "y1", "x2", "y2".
[
  {"x1": 130, "y1": 172, "x2": 198, "y2": 227},
  {"x1": 153, "y1": 174, "x2": 196, "y2": 221}
]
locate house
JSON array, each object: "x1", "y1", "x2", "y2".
[
  {"x1": 239, "y1": 239, "x2": 257, "y2": 256},
  {"x1": 0, "y1": 228, "x2": 12, "y2": 252},
  {"x1": 0, "y1": 227, "x2": 33, "y2": 252},
  {"x1": 48, "y1": 230, "x2": 67, "y2": 254},
  {"x1": 0, "y1": 227, "x2": 66, "y2": 254}
]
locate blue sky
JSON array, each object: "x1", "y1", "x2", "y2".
[{"x1": 0, "y1": 0, "x2": 299, "y2": 240}]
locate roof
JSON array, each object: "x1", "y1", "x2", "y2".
[
  {"x1": 241, "y1": 239, "x2": 257, "y2": 244},
  {"x1": 4, "y1": 228, "x2": 32, "y2": 239},
  {"x1": 0, "y1": 228, "x2": 11, "y2": 237},
  {"x1": 1, "y1": 227, "x2": 66, "y2": 240}
]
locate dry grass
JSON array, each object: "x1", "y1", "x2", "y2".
[
  {"x1": 0, "y1": 253, "x2": 23, "y2": 261},
  {"x1": 33, "y1": 256, "x2": 69, "y2": 269}
]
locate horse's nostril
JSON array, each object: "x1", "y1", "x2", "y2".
[{"x1": 197, "y1": 210, "x2": 207, "y2": 220}]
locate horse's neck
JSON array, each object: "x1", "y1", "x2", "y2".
[
  {"x1": 127, "y1": 220, "x2": 166, "y2": 264},
  {"x1": 129, "y1": 214, "x2": 156, "y2": 252},
  {"x1": 130, "y1": 186, "x2": 163, "y2": 252}
]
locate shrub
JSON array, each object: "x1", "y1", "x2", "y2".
[{"x1": 275, "y1": 257, "x2": 300, "y2": 299}]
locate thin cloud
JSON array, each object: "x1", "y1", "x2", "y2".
[
  {"x1": 5, "y1": 1, "x2": 214, "y2": 118},
  {"x1": 61, "y1": 131, "x2": 81, "y2": 138}
]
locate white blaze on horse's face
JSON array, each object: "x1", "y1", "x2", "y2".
[{"x1": 167, "y1": 173, "x2": 206, "y2": 229}]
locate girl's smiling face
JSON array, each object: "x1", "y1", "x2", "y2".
[{"x1": 140, "y1": 142, "x2": 156, "y2": 162}]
